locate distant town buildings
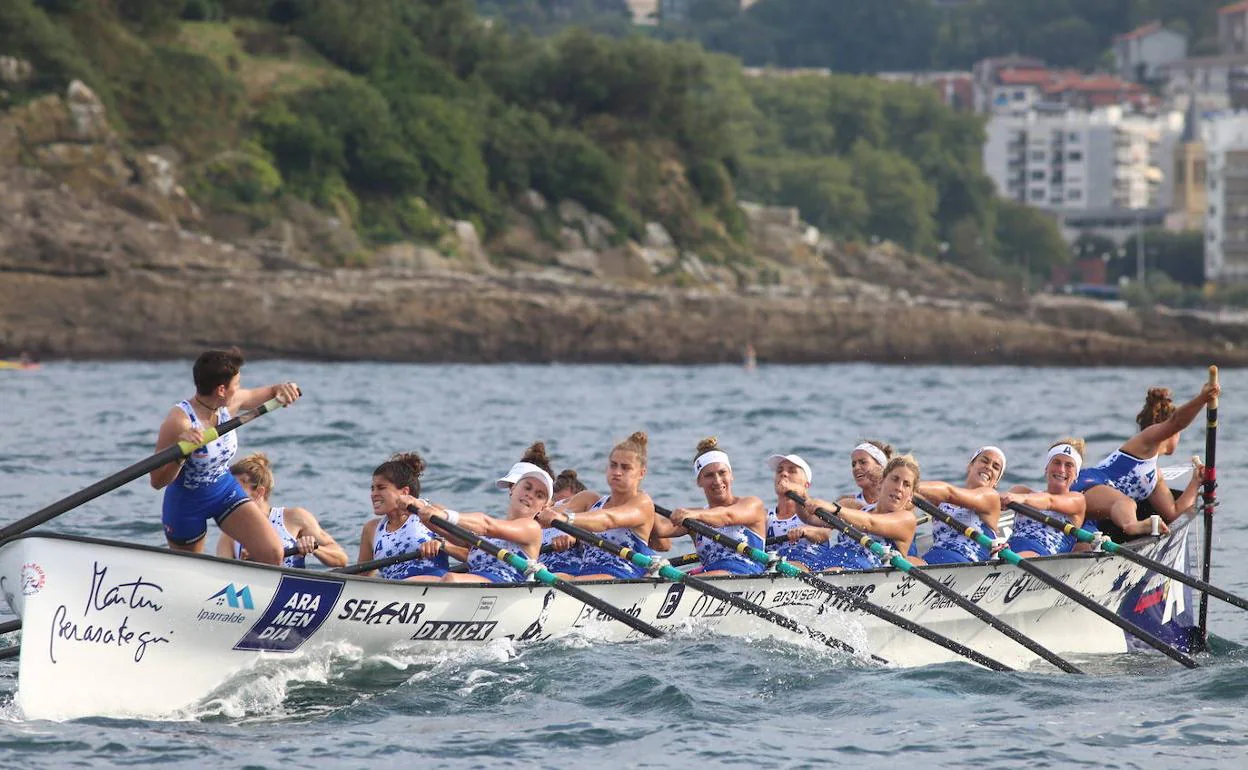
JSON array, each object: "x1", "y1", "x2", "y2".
[
  {"x1": 1112, "y1": 22, "x2": 1187, "y2": 83},
  {"x1": 1203, "y1": 113, "x2": 1248, "y2": 282}
]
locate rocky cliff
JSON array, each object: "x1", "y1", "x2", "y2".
[{"x1": 3, "y1": 80, "x2": 1246, "y2": 366}]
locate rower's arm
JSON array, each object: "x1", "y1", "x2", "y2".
[
  {"x1": 1129, "y1": 382, "x2": 1219, "y2": 455},
  {"x1": 150, "y1": 408, "x2": 191, "y2": 490},
  {"x1": 837, "y1": 507, "x2": 916, "y2": 543},
  {"x1": 1006, "y1": 491, "x2": 1086, "y2": 524},
  {"x1": 231, "y1": 381, "x2": 301, "y2": 412},
  {"x1": 216, "y1": 532, "x2": 239, "y2": 559},
  {"x1": 356, "y1": 520, "x2": 378, "y2": 576},
  {"x1": 567, "y1": 498, "x2": 652, "y2": 533},
  {"x1": 685, "y1": 497, "x2": 766, "y2": 530},
  {"x1": 919, "y1": 484, "x2": 1001, "y2": 531},
  {"x1": 649, "y1": 515, "x2": 681, "y2": 550},
  {"x1": 461, "y1": 513, "x2": 542, "y2": 560},
  {"x1": 561, "y1": 489, "x2": 602, "y2": 513},
  {"x1": 287, "y1": 507, "x2": 349, "y2": 567}
]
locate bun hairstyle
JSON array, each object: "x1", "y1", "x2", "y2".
[
  {"x1": 1050, "y1": 437, "x2": 1087, "y2": 457},
  {"x1": 230, "y1": 452, "x2": 274, "y2": 493},
  {"x1": 882, "y1": 454, "x2": 920, "y2": 485},
  {"x1": 373, "y1": 451, "x2": 426, "y2": 496},
  {"x1": 613, "y1": 431, "x2": 649, "y2": 466},
  {"x1": 554, "y1": 468, "x2": 586, "y2": 495},
  {"x1": 694, "y1": 436, "x2": 720, "y2": 461},
  {"x1": 1137, "y1": 387, "x2": 1175, "y2": 431},
  {"x1": 521, "y1": 441, "x2": 554, "y2": 475}
]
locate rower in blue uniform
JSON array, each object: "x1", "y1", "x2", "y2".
[
  {"x1": 1073, "y1": 383, "x2": 1217, "y2": 538},
  {"x1": 413, "y1": 463, "x2": 547, "y2": 584},
  {"x1": 653, "y1": 437, "x2": 767, "y2": 576},
  {"x1": 539, "y1": 431, "x2": 657, "y2": 580},
  {"x1": 149, "y1": 348, "x2": 301, "y2": 565},
  {"x1": 765, "y1": 453, "x2": 812, "y2": 540},
  {"x1": 358, "y1": 452, "x2": 452, "y2": 581},
  {"x1": 918, "y1": 446, "x2": 1006, "y2": 564},
  {"x1": 218, "y1": 452, "x2": 348, "y2": 568},
  {"x1": 779, "y1": 455, "x2": 921, "y2": 571},
  {"x1": 1001, "y1": 439, "x2": 1087, "y2": 557},
  {"x1": 499, "y1": 443, "x2": 583, "y2": 575}
]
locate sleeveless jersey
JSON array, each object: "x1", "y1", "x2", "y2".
[
  {"x1": 373, "y1": 514, "x2": 449, "y2": 580},
  {"x1": 234, "y1": 506, "x2": 303, "y2": 568},
  {"x1": 174, "y1": 400, "x2": 237, "y2": 489},
  {"x1": 926, "y1": 502, "x2": 994, "y2": 562},
  {"x1": 1009, "y1": 507, "x2": 1076, "y2": 556},
  {"x1": 1074, "y1": 449, "x2": 1159, "y2": 501},
  {"x1": 576, "y1": 495, "x2": 655, "y2": 576},
  {"x1": 692, "y1": 521, "x2": 765, "y2": 574},
  {"x1": 767, "y1": 507, "x2": 805, "y2": 540},
  {"x1": 541, "y1": 525, "x2": 583, "y2": 574},
  {"x1": 467, "y1": 536, "x2": 529, "y2": 583}
]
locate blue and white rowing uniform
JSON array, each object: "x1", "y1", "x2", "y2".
[
  {"x1": 922, "y1": 503, "x2": 996, "y2": 564},
  {"x1": 766, "y1": 507, "x2": 805, "y2": 540},
  {"x1": 234, "y1": 506, "x2": 304, "y2": 568},
  {"x1": 775, "y1": 525, "x2": 886, "y2": 571},
  {"x1": 466, "y1": 536, "x2": 530, "y2": 583},
  {"x1": 1007, "y1": 507, "x2": 1076, "y2": 556},
  {"x1": 573, "y1": 496, "x2": 656, "y2": 579},
  {"x1": 162, "y1": 400, "x2": 249, "y2": 545},
  {"x1": 373, "y1": 513, "x2": 449, "y2": 580},
  {"x1": 540, "y1": 525, "x2": 583, "y2": 574},
  {"x1": 691, "y1": 519, "x2": 766, "y2": 575},
  {"x1": 1073, "y1": 449, "x2": 1158, "y2": 501}
]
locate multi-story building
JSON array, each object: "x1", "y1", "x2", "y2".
[
  {"x1": 1113, "y1": 21, "x2": 1188, "y2": 83},
  {"x1": 1219, "y1": 2, "x2": 1248, "y2": 55},
  {"x1": 1203, "y1": 114, "x2": 1248, "y2": 282},
  {"x1": 984, "y1": 107, "x2": 1184, "y2": 213}
]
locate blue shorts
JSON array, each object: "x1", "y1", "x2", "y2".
[
  {"x1": 381, "y1": 555, "x2": 450, "y2": 581},
  {"x1": 162, "y1": 473, "x2": 250, "y2": 545},
  {"x1": 1007, "y1": 535, "x2": 1052, "y2": 556},
  {"x1": 542, "y1": 546, "x2": 582, "y2": 575},
  {"x1": 818, "y1": 545, "x2": 882, "y2": 571},
  {"x1": 1071, "y1": 467, "x2": 1113, "y2": 493},
  {"x1": 702, "y1": 557, "x2": 765, "y2": 575},
  {"x1": 471, "y1": 563, "x2": 528, "y2": 583},
  {"x1": 922, "y1": 547, "x2": 975, "y2": 565}
]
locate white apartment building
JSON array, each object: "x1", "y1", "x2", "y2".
[
  {"x1": 984, "y1": 107, "x2": 1183, "y2": 213},
  {"x1": 1204, "y1": 113, "x2": 1248, "y2": 282}
]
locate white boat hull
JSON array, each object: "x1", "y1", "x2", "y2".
[{"x1": 0, "y1": 515, "x2": 1203, "y2": 720}]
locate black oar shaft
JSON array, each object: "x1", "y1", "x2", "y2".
[
  {"x1": 1008, "y1": 501, "x2": 1248, "y2": 612},
  {"x1": 916, "y1": 498, "x2": 1198, "y2": 668},
  {"x1": 418, "y1": 509, "x2": 663, "y2": 639},
  {"x1": 0, "y1": 397, "x2": 290, "y2": 540},
  {"x1": 550, "y1": 518, "x2": 877, "y2": 660},
  {"x1": 0, "y1": 619, "x2": 19, "y2": 635},
  {"x1": 786, "y1": 492, "x2": 1082, "y2": 674},
  {"x1": 1199, "y1": 365, "x2": 1219, "y2": 647}
]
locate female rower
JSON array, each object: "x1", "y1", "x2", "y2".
[
  {"x1": 538, "y1": 431, "x2": 657, "y2": 580},
  {"x1": 498, "y1": 443, "x2": 582, "y2": 575},
  {"x1": 1073, "y1": 383, "x2": 1217, "y2": 537},
  {"x1": 653, "y1": 437, "x2": 767, "y2": 576},
  {"x1": 838, "y1": 440, "x2": 894, "y2": 509},
  {"x1": 779, "y1": 455, "x2": 920, "y2": 571},
  {"x1": 358, "y1": 452, "x2": 451, "y2": 581},
  {"x1": 217, "y1": 453, "x2": 347, "y2": 568},
  {"x1": 917, "y1": 446, "x2": 1005, "y2": 564},
  {"x1": 1000, "y1": 439, "x2": 1087, "y2": 557},
  {"x1": 553, "y1": 469, "x2": 587, "y2": 503},
  {"x1": 411, "y1": 464, "x2": 547, "y2": 583},
  {"x1": 765, "y1": 453, "x2": 813, "y2": 539},
  {"x1": 149, "y1": 348, "x2": 300, "y2": 564}
]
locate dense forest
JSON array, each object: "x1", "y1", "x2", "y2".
[
  {"x1": 486, "y1": 0, "x2": 1231, "y2": 72},
  {"x1": 1, "y1": 0, "x2": 1068, "y2": 282}
]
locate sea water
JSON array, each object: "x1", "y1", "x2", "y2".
[{"x1": 1, "y1": 362, "x2": 1245, "y2": 768}]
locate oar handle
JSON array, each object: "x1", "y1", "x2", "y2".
[
  {"x1": 0, "y1": 396, "x2": 293, "y2": 541},
  {"x1": 1199, "y1": 365, "x2": 1219, "y2": 646},
  {"x1": 416, "y1": 507, "x2": 663, "y2": 639}
]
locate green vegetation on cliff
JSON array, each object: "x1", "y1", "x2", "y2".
[{"x1": 0, "y1": 0, "x2": 1064, "y2": 280}]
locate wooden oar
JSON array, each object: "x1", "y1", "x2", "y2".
[
  {"x1": 785, "y1": 492, "x2": 1083, "y2": 674},
  {"x1": 415, "y1": 508, "x2": 663, "y2": 639},
  {"x1": 1007, "y1": 501, "x2": 1248, "y2": 613},
  {"x1": 1199, "y1": 365, "x2": 1219, "y2": 648},
  {"x1": 578, "y1": 515, "x2": 1008, "y2": 669},
  {"x1": 0, "y1": 396, "x2": 295, "y2": 540},
  {"x1": 914, "y1": 496, "x2": 1198, "y2": 668}
]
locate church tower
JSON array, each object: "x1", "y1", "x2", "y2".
[{"x1": 1169, "y1": 95, "x2": 1206, "y2": 231}]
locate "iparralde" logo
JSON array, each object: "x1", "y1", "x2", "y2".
[{"x1": 207, "y1": 584, "x2": 254, "y2": 610}]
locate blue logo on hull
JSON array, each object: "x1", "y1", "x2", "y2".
[{"x1": 208, "y1": 584, "x2": 254, "y2": 610}]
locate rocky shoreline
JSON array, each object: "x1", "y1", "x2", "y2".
[{"x1": 3, "y1": 81, "x2": 1247, "y2": 367}]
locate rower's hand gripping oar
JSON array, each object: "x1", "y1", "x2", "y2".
[
  {"x1": 565, "y1": 514, "x2": 1010, "y2": 669},
  {"x1": 913, "y1": 496, "x2": 1198, "y2": 668},
  {"x1": 1007, "y1": 500, "x2": 1248, "y2": 614},
  {"x1": 785, "y1": 492, "x2": 1083, "y2": 674},
  {"x1": 0, "y1": 395, "x2": 298, "y2": 540},
  {"x1": 410, "y1": 506, "x2": 663, "y2": 639}
]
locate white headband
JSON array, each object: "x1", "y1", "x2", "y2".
[
  {"x1": 852, "y1": 443, "x2": 888, "y2": 468},
  {"x1": 511, "y1": 466, "x2": 554, "y2": 504},
  {"x1": 693, "y1": 450, "x2": 731, "y2": 481},
  {"x1": 1045, "y1": 444, "x2": 1083, "y2": 476},
  {"x1": 971, "y1": 446, "x2": 1007, "y2": 478}
]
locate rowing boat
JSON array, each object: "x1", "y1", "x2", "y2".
[{"x1": 0, "y1": 513, "x2": 1202, "y2": 720}]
